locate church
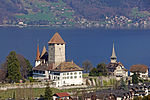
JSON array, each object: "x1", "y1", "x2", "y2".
[
  {"x1": 106, "y1": 42, "x2": 128, "y2": 80},
  {"x1": 32, "y1": 32, "x2": 83, "y2": 87}
]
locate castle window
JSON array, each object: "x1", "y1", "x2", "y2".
[
  {"x1": 67, "y1": 76, "x2": 69, "y2": 79},
  {"x1": 61, "y1": 44, "x2": 63, "y2": 45},
  {"x1": 70, "y1": 76, "x2": 73, "y2": 79},
  {"x1": 67, "y1": 73, "x2": 69, "y2": 75},
  {"x1": 70, "y1": 73, "x2": 73, "y2": 75},
  {"x1": 79, "y1": 76, "x2": 82, "y2": 78},
  {"x1": 79, "y1": 72, "x2": 81, "y2": 74},
  {"x1": 74, "y1": 72, "x2": 77, "y2": 75},
  {"x1": 74, "y1": 76, "x2": 77, "y2": 78},
  {"x1": 57, "y1": 44, "x2": 59, "y2": 45}
]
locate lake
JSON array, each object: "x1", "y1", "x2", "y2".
[{"x1": 0, "y1": 27, "x2": 150, "y2": 69}]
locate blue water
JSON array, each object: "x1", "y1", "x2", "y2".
[{"x1": 0, "y1": 27, "x2": 150, "y2": 69}]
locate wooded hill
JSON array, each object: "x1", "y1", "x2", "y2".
[{"x1": 0, "y1": 0, "x2": 149, "y2": 24}]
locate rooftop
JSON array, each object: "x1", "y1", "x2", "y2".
[
  {"x1": 48, "y1": 32, "x2": 65, "y2": 44},
  {"x1": 52, "y1": 61, "x2": 83, "y2": 72},
  {"x1": 130, "y1": 64, "x2": 148, "y2": 73},
  {"x1": 54, "y1": 92, "x2": 70, "y2": 97}
]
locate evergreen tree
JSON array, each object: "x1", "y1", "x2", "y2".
[
  {"x1": 89, "y1": 68, "x2": 98, "y2": 76},
  {"x1": 6, "y1": 51, "x2": 22, "y2": 83},
  {"x1": 97, "y1": 63, "x2": 108, "y2": 76},
  {"x1": 44, "y1": 83, "x2": 53, "y2": 100},
  {"x1": 120, "y1": 77, "x2": 127, "y2": 90},
  {"x1": 132, "y1": 72, "x2": 139, "y2": 84}
]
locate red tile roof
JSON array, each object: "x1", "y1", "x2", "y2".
[
  {"x1": 55, "y1": 92, "x2": 70, "y2": 97},
  {"x1": 130, "y1": 64, "x2": 148, "y2": 73},
  {"x1": 48, "y1": 32, "x2": 65, "y2": 44}
]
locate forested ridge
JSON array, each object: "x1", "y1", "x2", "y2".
[{"x1": 0, "y1": 0, "x2": 149, "y2": 24}]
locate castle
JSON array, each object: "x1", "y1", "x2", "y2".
[{"x1": 32, "y1": 32, "x2": 83, "y2": 87}]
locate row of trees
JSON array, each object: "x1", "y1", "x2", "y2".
[
  {"x1": 0, "y1": 51, "x2": 32, "y2": 83},
  {"x1": 82, "y1": 60, "x2": 108, "y2": 76}
]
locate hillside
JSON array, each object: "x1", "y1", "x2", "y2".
[
  {"x1": 63, "y1": 0, "x2": 150, "y2": 20},
  {"x1": 0, "y1": 0, "x2": 150, "y2": 28}
]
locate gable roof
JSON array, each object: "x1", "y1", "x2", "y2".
[
  {"x1": 32, "y1": 63, "x2": 54, "y2": 71},
  {"x1": 52, "y1": 62, "x2": 83, "y2": 72},
  {"x1": 130, "y1": 64, "x2": 148, "y2": 73},
  {"x1": 54, "y1": 92, "x2": 70, "y2": 97},
  {"x1": 48, "y1": 32, "x2": 65, "y2": 44}
]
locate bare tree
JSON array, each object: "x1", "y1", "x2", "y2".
[{"x1": 82, "y1": 60, "x2": 93, "y2": 73}]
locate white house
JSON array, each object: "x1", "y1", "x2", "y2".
[
  {"x1": 130, "y1": 64, "x2": 149, "y2": 80},
  {"x1": 32, "y1": 32, "x2": 83, "y2": 87},
  {"x1": 50, "y1": 61, "x2": 83, "y2": 87}
]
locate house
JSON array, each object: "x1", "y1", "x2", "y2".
[
  {"x1": 130, "y1": 64, "x2": 149, "y2": 80},
  {"x1": 53, "y1": 92, "x2": 72, "y2": 100},
  {"x1": 50, "y1": 61, "x2": 83, "y2": 87},
  {"x1": 106, "y1": 42, "x2": 128, "y2": 80},
  {"x1": 32, "y1": 32, "x2": 83, "y2": 86}
]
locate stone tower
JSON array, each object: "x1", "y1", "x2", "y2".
[
  {"x1": 35, "y1": 44, "x2": 41, "y2": 67},
  {"x1": 48, "y1": 32, "x2": 66, "y2": 66},
  {"x1": 110, "y1": 42, "x2": 117, "y2": 63}
]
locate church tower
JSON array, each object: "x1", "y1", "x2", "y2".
[
  {"x1": 110, "y1": 42, "x2": 117, "y2": 63},
  {"x1": 35, "y1": 44, "x2": 41, "y2": 67},
  {"x1": 48, "y1": 32, "x2": 66, "y2": 66}
]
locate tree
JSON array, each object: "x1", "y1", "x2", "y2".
[
  {"x1": 89, "y1": 68, "x2": 98, "y2": 76},
  {"x1": 1, "y1": 53, "x2": 32, "y2": 82},
  {"x1": 82, "y1": 60, "x2": 93, "y2": 73},
  {"x1": 120, "y1": 77, "x2": 127, "y2": 90},
  {"x1": 132, "y1": 72, "x2": 139, "y2": 84},
  {"x1": 44, "y1": 83, "x2": 53, "y2": 100},
  {"x1": 6, "y1": 51, "x2": 22, "y2": 83},
  {"x1": 97, "y1": 63, "x2": 108, "y2": 76}
]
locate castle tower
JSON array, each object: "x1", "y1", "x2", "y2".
[
  {"x1": 110, "y1": 42, "x2": 117, "y2": 63},
  {"x1": 35, "y1": 44, "x2": 41, "y2": 67},
  {"x1": 48, "y1": 32, "x2": 66, "y2": 66}
]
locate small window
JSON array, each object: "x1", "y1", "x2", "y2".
[
  {"x1": 79, "y1": 72, "x2": 81, "y2": 74},
  {"x1": 74, "y1": 72, "x2": 77, "y2": 75},
  {"x1": 80, "y1": 76, "x2": 82, "y2": 78},
  {"x1": 70, "y1": 76, "x2": 73, "y2": 79},
  {"x1": 74, "y1": 76, "x2": 77, "y2": 78},
  {"x1": 70, "y1": 73, "x2": 73, "y2": 75},
  {"x1": 67, "y1": 76, "x2": 69, "y2": 79},
  {"x1": 67, "y1": 73, "x2": 69, "y2": 75},
  {"x1": 61, "y1": 44, "x2": 63, "y2": 45},
  {"x1": 63, "y1": 73, "x2": 66, "y2": 75},
  {"x1": 57, "y1": 44, "x2": 59, "y2": 45}
]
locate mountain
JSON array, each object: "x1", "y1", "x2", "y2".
[{"x1": 0, "y1": 0, "x2": 149, "y2": 26}]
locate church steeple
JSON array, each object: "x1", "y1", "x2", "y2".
[{"x1": 110, "y1": 42, "x2": 117, "y2": 63}]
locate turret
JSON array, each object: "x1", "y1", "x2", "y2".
[{"x1": 35, "y1": 44, "x2": 41, "y2": 67}]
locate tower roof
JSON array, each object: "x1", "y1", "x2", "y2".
[
  {"x1": 111, "y1": 42, "x2": 117, "y2": 59},
  {"x1": 40, "y1": 46, "x2": 47, "y2": 58},
  {"x1": 48, "y1": 32, "x2": 65, "y2": 44},
  {"x1": 36, "y1": 44, "x2": 40, "y2": 61}
]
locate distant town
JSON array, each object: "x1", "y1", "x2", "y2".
[
  {"x1": 0, "y1": 32, "x2": 150, "y2": 100},
  {"x1": 0, "y1": 0, "x2": 150, "y2": 29}
]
